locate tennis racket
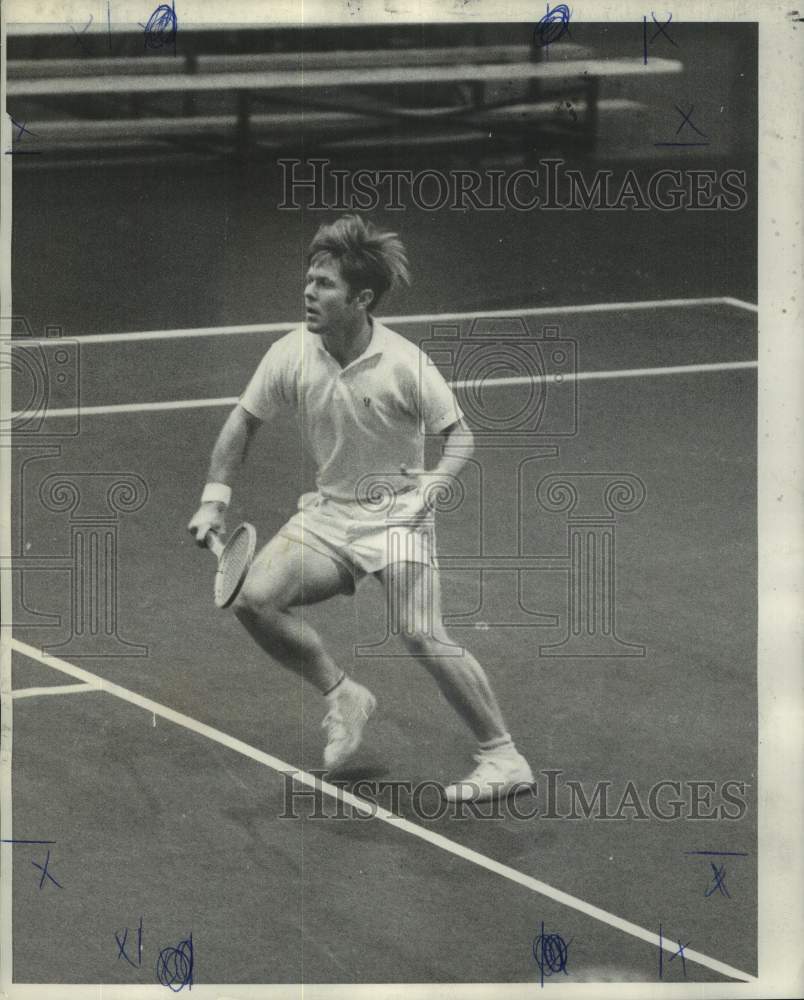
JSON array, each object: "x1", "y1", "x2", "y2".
[{"x1": 204, "y1": 523, "x2": 257, "y2": 609}]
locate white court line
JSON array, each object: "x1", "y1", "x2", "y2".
[
  {"x1": 11, "y1": 395, "x2": 240, "y2": 419},
  {"x1": 11, "y1": 637, "x2": 754, "y2": 983},
  {"x1": 11, "y1": 360, "x2": 758, "y2": 421},
  {"x1": 15, "y1": 395, "x2": 243, "y2": 419},
  {"x1": 10, "y1": 296, "x2": 756, "y2": 345},
  {"x1": 12, "y1": 683, "x2": 99, "y2": 700},
  {"x1": 717, "y1": 296, "x2": 759, "y2": 313},
  {"x1": 453, "y1": 360, "x2": 757, "y2": 389}
]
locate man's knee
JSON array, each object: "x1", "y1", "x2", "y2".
[{"x1": 233, "y1": 574, "x2": 288, "y2": 621}]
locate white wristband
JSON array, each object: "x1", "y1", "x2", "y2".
[{"x1": 201, "y1": 483, "x2": 232, "y2": 507}]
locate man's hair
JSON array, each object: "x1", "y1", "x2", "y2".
[{"x1": 307, "y1": 215, "x2": 410, "y2": 312}]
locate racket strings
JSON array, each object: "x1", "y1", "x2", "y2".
[{"x1": 216, "y1": 524, "x2": 256, "y2": 606}]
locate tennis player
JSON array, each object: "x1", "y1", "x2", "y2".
[{"x1": 188, "y1": 215, "x2": 533, "y2": 802}]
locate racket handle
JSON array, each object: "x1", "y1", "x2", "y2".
[{"x1": 204, "y1": 530, "x2": 224, "y2": 558}]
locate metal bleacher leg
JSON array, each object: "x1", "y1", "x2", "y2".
[
  {"x1": 236, "y1": 91, "x2": 250, "y2": 159},
  {"x1": 183, "y1": 52, "x2": 198, "y2": 117},
  {"x1": 585, "y1": 75, "x2": 600, "y2": 155}
]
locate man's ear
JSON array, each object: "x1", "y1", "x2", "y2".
[{"x1": 356, "y1": 288, "x2": 375, "y2": 311}]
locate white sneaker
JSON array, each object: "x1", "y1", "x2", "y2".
[
  {"x1": 321, "y1": 681, "x2": 377, "y2": 770},
  {"x1": 444, "y1": 747, "x2": 534, "y2": 802}
]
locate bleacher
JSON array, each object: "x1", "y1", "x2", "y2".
[{"x1": 6, "y1": 22, "x2": 683, "y2": 164}]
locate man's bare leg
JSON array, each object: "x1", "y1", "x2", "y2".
[
  {"x1": 377, "y1": 561, "x2": 534, "y2": 800},
  {"x1": 233, "y1": 533, "x2": 351, "y2": 692},
  {"x1": 376, "y1": 561, "x2": 508, "y2": 741},
  {"x1": 233, "y1": 533, "x2": 375, "y2": 767}
]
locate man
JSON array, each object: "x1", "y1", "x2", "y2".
[{"x1": 188, "y1": 215, "x2": 533, "y2": 801}]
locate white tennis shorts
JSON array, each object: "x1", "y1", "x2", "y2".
[{"x1": 278, "y1": 490, "x2": 436, "y2": 588}]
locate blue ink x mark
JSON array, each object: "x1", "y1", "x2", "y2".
[
  {"x1": 674, "y1": 103, "x2": 707, "y2": 137},
  {"x1": 70, "y1": 14, "x2": 94, "y2": 54},
  {"x1": 669, "y1": 937, "x2": 690, "y2": 976},
  {"x1": 654, "y1": 103, "x2": 710, "y2": 147},
  {"x1": 704, "y1": 862, "x2": 730, "y2": 898},
  {"x1": 31, "y1": 849, "x2": 61, "y2": 889},
  {"x1": 643, "y1": 12, "x2": 678, "y2": 64},
  {"x1": 116, "y1": 917, "x2": 144, "y2": 967},
  {"x1": 5, "y1": 118, "x2": 43, "y2": 155},
  {"x1": 11, "y1": 119, "x2": 36, "y2": 142},
  {"x1": 685, "y1": 851, "x2": 746, "y2": 898},
  {"x1": 658, "y1": 924, "x2": 689, "y2": 979},
  {"x1": 650, "y1": 12, "x2": 677, "y2": 46}
]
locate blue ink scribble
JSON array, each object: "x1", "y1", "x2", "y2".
[
  {"x1": 143, "y1": 3, "x2": 178, "y2": 51},
  {"x1": 31, "y1": 849, "x2": 61, "y2": 889},
  {"x1": 532, "y1": 921, "x2": 570, "y2": 987},
  {"x1": 156, "y1": 934, "x2": 193, "y2": 992},
  {"x1": 116, "y1": 917, "x2": 144, "y2": 968},
  {"x1": 536, "y1": 3, "x2": 571, "y2": 50}
]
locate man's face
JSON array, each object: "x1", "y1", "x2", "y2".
[{"x1": 304, "y1": 255, "x2": 367, "y2": 336}]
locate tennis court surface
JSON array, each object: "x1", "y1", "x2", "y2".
[{"x1": 6, "y1": 297, "x2": 757, "y2": 986}]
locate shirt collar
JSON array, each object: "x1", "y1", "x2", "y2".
[{"x1": 307, "y1": 318, "x2": 387, "y2": 365}]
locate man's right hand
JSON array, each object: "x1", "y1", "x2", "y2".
[{"x1": 187, "y1": 502, "x2": 227, "y2": 547}]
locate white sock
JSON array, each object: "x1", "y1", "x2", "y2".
[{"x1": 478, "y1": 732, "x2": 515, "y2": 754}]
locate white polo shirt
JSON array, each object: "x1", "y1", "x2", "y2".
[{"x1": 240, "y1": 320, "x2": 463, "y2": 503}]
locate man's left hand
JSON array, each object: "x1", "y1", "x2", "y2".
[{"x1": 399, "y1": 466, "x2": 453, "y2": 522}]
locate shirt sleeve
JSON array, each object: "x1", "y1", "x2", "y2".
[
  {"x1": 239, "y1": 345, "x2": 290, "y2": 421},
  {"x1": 417, "y1": 351, "x2": 464, "y2": 434}
]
